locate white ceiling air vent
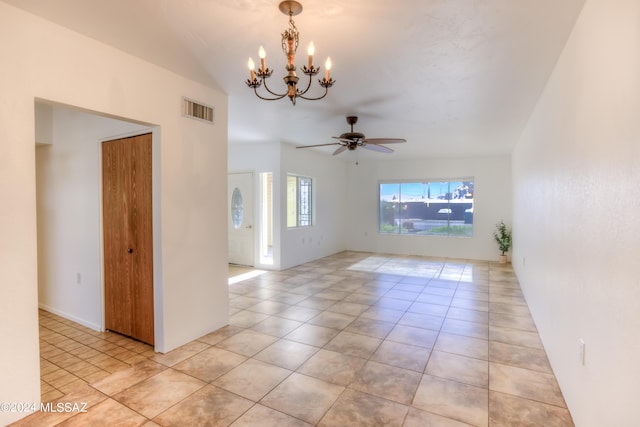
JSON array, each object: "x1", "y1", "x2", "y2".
[{"x1": 182, "y1": 97, "x2": 214, "y2": 124}]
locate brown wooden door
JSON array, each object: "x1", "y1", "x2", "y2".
[{"x1": 102, "y1": 133, "x2": 154, "y2": 345}]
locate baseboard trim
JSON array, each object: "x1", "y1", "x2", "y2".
[{"x1": 38, "y1": 303, "x2": 102, "y2": 332}]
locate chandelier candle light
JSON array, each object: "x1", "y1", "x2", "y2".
[{"x1": 245, "y1": 0, "x2": 335, "y2": 105}]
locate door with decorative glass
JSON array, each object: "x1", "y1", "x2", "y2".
[{"x1": 228, "y1": 172, "x2": 254, "y2": 266}]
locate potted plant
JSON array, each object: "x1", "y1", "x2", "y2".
[{"x1": 493, "y1": 220, "x2": 512, "y2": 263}]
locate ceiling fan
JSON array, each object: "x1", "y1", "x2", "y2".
[{"x1": 296, "y1": 116, "x2": 406, "y2": 155}]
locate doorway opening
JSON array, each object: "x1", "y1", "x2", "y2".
[
  {"x1": 34, "y1": 100, "x2": 159, "y2": 399},
  {"x1": 260, "y1": 172, "x2": 274, "y2": 265}
]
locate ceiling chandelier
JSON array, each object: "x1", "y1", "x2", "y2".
[{"x1": 245, "y1": 0, "x2": 334, "y2": 106}]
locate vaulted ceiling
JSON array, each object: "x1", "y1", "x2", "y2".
[{"x1": 5, "y1": 0, "x2": 585, "y2": 159}]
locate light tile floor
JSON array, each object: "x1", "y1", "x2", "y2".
[
  {"x1": 13, "y1": 251, "x2": 574, "y2": 426},
  {"x1": 37, "y1": 311, "x2": 156, "y2": 404}
]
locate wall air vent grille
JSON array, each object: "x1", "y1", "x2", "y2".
[{"x1": 182, "y1": 97, "x2": 214, "y2": 124}]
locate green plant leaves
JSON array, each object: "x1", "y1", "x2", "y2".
[{"x1": 493, "y1": 220, "x2": 512, "y2": 255}]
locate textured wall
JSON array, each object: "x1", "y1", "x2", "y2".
[{"x1": 512, "y1": 1, "x2": 640, "y2": 425}]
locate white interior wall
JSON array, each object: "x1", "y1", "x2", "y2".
[
  {"x1": 279, "y1": 144, "x2": 349, "y2": 269},
  {"x1": 346, "y1": 156, "x2": 512, "y2": 260},
  {"x1": 228, "y1": 147, "x2": 510, "y2": 268},
  {"x1": 512, "y1": 0, "x2": 640, "y2": 425},
  {"x1": 228, "y1": 142, "x2": 349, "y2": 271},
  {"x1": 228, "y1": 142, "x2": 282, "y2": 269},
  {"x1": 35, "y1": 103, "x2": 150, "y2": 330},
  {"x1": 0, "y1": 4, "x2": 228, "y2": 424}
]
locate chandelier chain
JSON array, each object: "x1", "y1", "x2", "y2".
[{"x1": 281, "y1": 14, "x2": 299, "y2": 57}]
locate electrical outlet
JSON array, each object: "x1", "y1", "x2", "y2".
[
  {"x1": 579, "y1": 338, "x2": 586, "y2": 365},
  {"x1": 522, "y1": 256, "x2": 526, "y2": 266},
  {"x1": 76, "y1": 273, "x2": 82, "y2": 285}
]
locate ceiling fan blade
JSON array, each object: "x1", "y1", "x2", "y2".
[
  {"x1": 362, "y1": 143, "x2": 393, "y2": 153},
  {"x1": 362, "y1": 138, "x2": 406, "y2": 144},
  {"x1": 333, "y1": 145, "x2": 348, "y2": 155},
  {"x1": 296, "y1": 142, "x2": 342, "y2": 149}
]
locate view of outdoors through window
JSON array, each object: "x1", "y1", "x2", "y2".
[
  {"x1": 379, "y1": 180, "x2": 474, "y2": 237},
  {"x1": 287, "y1": 174, "x2": 313, "y2": 228}
]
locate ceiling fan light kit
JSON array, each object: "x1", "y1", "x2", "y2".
[
  {"x1": 297, "y1": 116, "x2": 407, "y2": 156},
  {"x1": 245, "y1": 0, "x2": 335, "y2": 105}
]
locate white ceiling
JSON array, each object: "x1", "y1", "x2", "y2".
[{"x1": 5, "y1": 0, "x2": 585, "y2": 160}]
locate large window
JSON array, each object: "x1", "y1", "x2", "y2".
[
  {"x1": 287, "y1": 174, "x2": 313, "y2": 228},
  {"x1": 379, "y1": 180, "x2": 474, "y2": 237}
]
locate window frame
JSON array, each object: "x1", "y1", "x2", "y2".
[
  {"x1": 378, "y1": 178, "x2": 474, "y2": 238},
  {"x1": 287, "y1": 173, "x2": 314, "y2": 228}
]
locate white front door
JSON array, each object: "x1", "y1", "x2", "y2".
[{"x1": 228, "y1": 172, "x2": 254, "y2": 266}]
